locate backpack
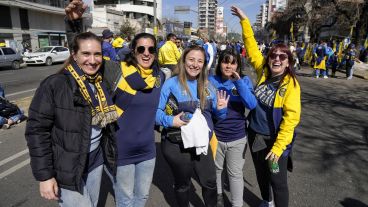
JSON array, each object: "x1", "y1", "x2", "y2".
[{"x1": 0, "y1": 97, "x2": 19, "y2": 117}]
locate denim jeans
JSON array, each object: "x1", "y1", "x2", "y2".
[
  {"x1": 112, "y1": 158, "x2": 155, "y2": 207},
  {"x1": 315, "y1": 69, "x2": 326, "y2": 77},
  {"x1": 58, "y1": 165, "x2": 103, "y2": 207},
  {"x1": 0, "y1": 109, "x2": 24, "y2": 126},
  {"x1": 215, "y1": 137, "x2": 247, "y2": 207}
]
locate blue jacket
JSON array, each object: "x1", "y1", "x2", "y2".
[
  {"x1": 155, "y1": 76, "x2": 227, "y2": 139},
  {"x1": 209, "y1": 75, "x2": 257, "y2": 142},
  {"x1": 102, "y1": 41, "x2": 117, "y2": 61}
]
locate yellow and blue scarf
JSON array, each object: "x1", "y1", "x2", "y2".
[
  {"x1": 65, "y1": 60, "x2": 118, "y2": 127},
  {"x1": 114, "y1": 62, "x2": 161, "y2": 116}
]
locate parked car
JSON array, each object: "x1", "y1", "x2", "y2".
[
  {"x1": 23, "y1": 46, "x2": 70, "y2": 66},
  {"x1": 0, "y1": 47, "x2": 24, "y2": 70}
]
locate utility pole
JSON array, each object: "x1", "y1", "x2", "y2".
[{"x1": 153, "y1": 0, "x2": 158, "y2": 38}]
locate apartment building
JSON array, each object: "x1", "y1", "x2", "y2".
[
  {"x1": 198, "y1": 0, "x2": 217, "y2": 37},
  {"x1": 0, "y1": 0, "x2": 72, "y2": 52},
  {"x1": 94, "y1": 0, "x2": 162, "y2": 33}
]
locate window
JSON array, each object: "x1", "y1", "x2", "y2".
[
  {"x1": 0, "y1": 6, "x2": 12, "y2": 29},
  {"x1": 2, "y1": 48, "x2": 16, "y2": 55},
  {"x1": 19, "y1": 9, "x2": 30, "y2": 30}
]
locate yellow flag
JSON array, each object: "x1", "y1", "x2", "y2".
[
  {"x1": 349, "y1": 26, "x2": 354, "y2": 37},
  {"x1": 290, "y1": 22, "x2": 294, "y2": 42},
  {"x1": 364, "y1": 36, "x2": 368, "y2": 48}
]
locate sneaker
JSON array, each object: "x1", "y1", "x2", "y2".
[
  {"x1": 315, "y1": 76, "x2": 319, "y2": 79},
  {"x1": 347, "y1": 76, "x2": 352, "y2": 80},
  {"x1": 217, "y1": 193, "x2": 224, "y2": 207},
  {"x1": 16, "y1": 119, "x2": 21, "y2": 124},
  {"x1": 258, "y1": 200, "x2": 275, "y2": 207},
  {"x1": 2, "y1": 124, "x2": 10, "y2": 129},
  {"x1": 323, "y1": 76, "x2": 328, "y2": 79}
]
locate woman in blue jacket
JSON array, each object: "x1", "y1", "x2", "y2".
[
  {"x1": 209, "y1": 49, "x2": 257, "y2": 207},
  {"x1": 156, "y1": 45, "x2": 229, "y2": 207}
]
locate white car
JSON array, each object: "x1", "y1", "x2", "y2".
[{"x1": 23, "y1": 46, "x2": 70, "y2": 66}]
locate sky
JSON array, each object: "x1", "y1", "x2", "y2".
[{"x1": 162, "y1": 0, "x2": 265, "y2": 33}]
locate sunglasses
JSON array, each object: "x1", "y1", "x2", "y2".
[
  {"x1": 269, "y1": 53, "x2": 288, "y2": 61},
  {"x1": 136, "y1": 46, "x2": 156, "y2": 54},
  {"x1": 270, "y1": 53, "x2": 288, "y2": 61}
]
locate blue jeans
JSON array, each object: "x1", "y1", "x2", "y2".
[
  {"x1": 0, "y1": 109, "x2": 24, "y2": 126},
  {"x1": 112, "y1": 158, "x2": 155, "y2": 207},
  {"x1": 315, "y1": 69, "x2": 326, "y2": 77},
  {"x1": 58, "y1": 165, "x2": 103, "y2": 207}
]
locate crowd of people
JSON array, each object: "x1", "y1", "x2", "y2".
[{"x1": 24, "y1": 1, "x2": 302, "y2": 207}]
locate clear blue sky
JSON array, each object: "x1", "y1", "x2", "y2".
[{"x1": 162, "y1": 0, "x2": 265, "y2": 33}]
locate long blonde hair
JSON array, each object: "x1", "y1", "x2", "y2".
[{"x1": 172, "y1": 45, "x2": 208, "y2": 110}]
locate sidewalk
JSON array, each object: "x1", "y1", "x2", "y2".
[{"x1": 350, "y1": 61, "x2": 368, "y2": 80}]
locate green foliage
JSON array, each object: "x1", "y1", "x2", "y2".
[{"x1": 119, "y1": 20, "x2": 136, "y2": 39}]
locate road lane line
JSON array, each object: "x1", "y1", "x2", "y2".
[
  {"x1": 0, "y1": 158, "x2": 30, "y2": 179},
  {"x1": 6, "y1": 88, "x2": 37, "y2": 97},
  {"x1": 0, "y1": 149, "x2": 29, "y2": 167},
  {"x1": 0, "y1": 72, "x2": 14, "y2": 76}
]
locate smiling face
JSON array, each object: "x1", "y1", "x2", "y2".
[
  {"x1": 72, "y1": 39, "x2": 102, "y2": 76},
  {"x1": 184, "y1": 50, "x2": 205, "y2": 80},
  {"x1": 220, "y1": 55, "x2": 238, "y2": 79},
  {"x1": 268, "y1": 49, "x2": 290, "y2": 77},
  {"x1": 135, "y1": 37, "x2": 155, "y2": 69}
]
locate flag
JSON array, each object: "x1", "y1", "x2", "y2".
[
  {"x1": 290, "y1": 22, "x2": 294, "y2": 42},
  {"x1": 271, "y1": 30, "x2": 277, "y2": 40},
  {"x1": 349, "y1": 26, "x2": 354, "y2": 37},
  {"x1": 364, "y1": 36, "x2": 368, "y2": 48}
]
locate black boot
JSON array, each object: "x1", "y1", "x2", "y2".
[
  {"x1": 217, "y1": 193, "x2": 224, "y2": 207},
  {"x1": 175, "y1": 186, "x2": 190, "y2": 207},
  {"x1": 202, "y1": 187, "x2": 218, "y2": 207}
]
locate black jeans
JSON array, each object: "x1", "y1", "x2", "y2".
[
  {"x1": 248, "y1": 129, "x2": 289, "y2": 207},
  {"x1": 161, "y1": 139, "x2": 217, "y2": 207}
]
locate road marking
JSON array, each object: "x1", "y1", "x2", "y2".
[
  {"x1": 0, "y1": 158, "x2": 30, "y2": 179},
  {"x1": 6, "y1": 88, "x2": 37, "y2": 97},
  {"x1": 0, "y1": 149, "x2": 29, "y2": 167},
  {"x1": 1, "y1": 79, "x2": 18, "y2": 84},
  {"x1": 0, "y1": 72, "x2": 14, "y2": 76}
]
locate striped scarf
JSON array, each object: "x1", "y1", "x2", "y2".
[
  {"x1": 114, "y1": 62, "x2": 161, "y2": 116},
  {"x1": 65, "y1": 60, "x2": 118, "y2": 128}
]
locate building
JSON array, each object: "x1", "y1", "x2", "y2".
[
  {"x1": 198, "y1": 0, "x2": 217, "y2": 37},
  {"x1": 0, "y1": 0, "x2": 74, "y2": 52},
  {"x1": 215, "y1": 7, "x2": 226, "y2": 40},
  {"x1": 268, "y1": 0, "x2": 288, "y2": 21},
  {"x1": 94, "y1": 0, "x2": 162, "y2": 34}
]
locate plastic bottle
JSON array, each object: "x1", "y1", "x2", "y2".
[{"x1": 268, "y1": 159, "x2": 280, "y2": 174}]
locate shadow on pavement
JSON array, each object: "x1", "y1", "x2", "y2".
[{"x1": 340, "y1": 198, "x2": 368, "y2": 207}]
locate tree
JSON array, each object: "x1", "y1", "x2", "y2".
[{"x1": 120, "y1": 20, "x2": 137, "y2": 39}]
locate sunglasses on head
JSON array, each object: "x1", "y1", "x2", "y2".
[
  {"x1": 136, "y1": 46, "x2": 156, "y2": 54},
  {"x1": 269, "y1": 53, "x2": 288, "y2": 61}
]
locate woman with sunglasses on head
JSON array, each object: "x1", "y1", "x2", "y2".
[
  {"x1": 231, "y1": 6, "x2": 301, "y2": 207},
  {"x1": 208, "y1": 49, "x2": 257, "y2": 207},
  {"x1": 109, "y1": 33, "x2": 165, "y2": 207},
  {"x1": 156, "y1": 45, "x2": 229, "y2": 207},
  {"x1": 25, "y1": 32, "x2": 118, "y2": 206}
]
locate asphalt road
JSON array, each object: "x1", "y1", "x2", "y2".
[
  {"x1": 0, "y1": 65, "x2": 367, "y2": 207},
  {"x1": 0, "y1": 64, "x2": 61, "y2": 101}
]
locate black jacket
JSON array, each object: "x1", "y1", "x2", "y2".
[{"x1": 25, "y1": 73, "x2": 117, "y2": 193}]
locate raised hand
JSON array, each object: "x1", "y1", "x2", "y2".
[
  {"x1": 230, "y1": 71, "x2": 241, "y2": 82},
  {"x1": 217, "y1": 90, "x2": 230, "y2": 110},
  {"x1": 230, "y1": 6, "x2": 247, "y2": 20},
  {"x1": 65, "y1": 0, "x2": 87, "y2": 20}
]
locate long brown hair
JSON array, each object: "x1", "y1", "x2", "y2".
[
  {"x1": 265, "y1": 43, "x2": 297, "y2": 85},
  {"x1": 172, "y1": 45, "x2": 208, "y2": 110}
]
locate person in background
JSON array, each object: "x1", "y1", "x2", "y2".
[
  {"x1": 175, "y1": 37, "x2": 184, "y2": 54},
  {"x1": 25, "y1": 32, "x2": 118, "y2": 207},
  {"x1": 232, "y1": 6, "x2": 301, "y2": 207},
  {"x1": 313, "y1": 40, "x2": 328, "y2": 79},
  {"x1": 0, "y1": 94, "x2": 26, "y2": 129},
  {"x1": 112, "y1": 34, "x2": 125, "y2": 53},
  {"x1": 344, "y1": 43, "x2": 359, "y2": 80},
  {"x1": 102, "y1": 29, "x2": 117, "y2": 61},
  {"x1": 110, "y1": 32, "x2": 165, "y2": 207},
  {"x1": 209, "y1": 49, "x2": 257, "y2": 207},
  {"x1": 156, "y1": 45, "x2": 229, "y2": 207},
  {"x1": 203, "y1": 36, "x2": 215, "y2": 73},
  {"x1": 330, "y1": 52, "x2": 339, "y2": 78},
  {"x1": 158, "y1": 33, "x2": 181, "y2": 72}
]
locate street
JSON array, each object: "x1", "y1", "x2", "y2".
[{"x1": 0, "y1": 65, "x2": 367, "y2": 207}]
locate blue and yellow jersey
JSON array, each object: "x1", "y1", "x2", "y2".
[{"x1": 240, "y1": 18, "x2": 301, "y2": 157}]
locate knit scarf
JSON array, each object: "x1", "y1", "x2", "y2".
[
  {"x1": 114, "y1": 62, "x2": 160, "y2": 116},
  {"x1": 65, "y1": 60, "x2": 118, "y2": 128}
]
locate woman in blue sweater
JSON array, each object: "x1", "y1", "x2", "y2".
[
  {"x1": 156, "y1": 45, "x2": 229, "y2": 207},
  {"x1": 209, "y1": 49, "x2": 257, "y2": 207}
]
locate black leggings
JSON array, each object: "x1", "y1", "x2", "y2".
[
  {"x1": 248, "y1": 130, "x2": 289, "y2": 207},
  {"x1": 161, "y1": 139, "x2": 217, "y2": 207}
]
